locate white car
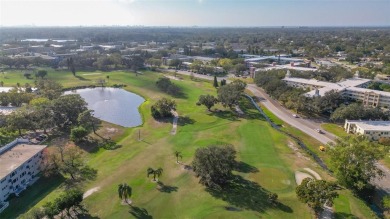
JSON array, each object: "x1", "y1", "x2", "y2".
[{"x1": 292, "y1": 114, "x2": 299, "y2": 118}]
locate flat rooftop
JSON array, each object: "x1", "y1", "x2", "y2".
[
  {"x1": 0, "y1": 144, "x2": 46, "y2": 179},
  {"x1": 346, "y1": 120, "x2": 390, "y2": 131},
  {"x1": 262, "y1": 65, "x2": 318, "y2": 72},
  {"x1": 283, "y1": 77, "x2": 375, "y2": 97}
]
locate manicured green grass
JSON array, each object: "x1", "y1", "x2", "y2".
[
  {"x1": 254, "y1": 101, "x2": 377, "y2": 219},
  {"x1": 260, "y1": 104, "x2": 284, "y2": 126},
  {"x1": 321, "y1": 123, "x2": 350, "y2": 138},
  {"x1": 334, "y1": 190, "x2": 377, "y2": 219},
  {"x1": 0, "y1": 69, "x2": 374, "y2": 218}
]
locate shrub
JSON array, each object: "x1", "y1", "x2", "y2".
[{"x1": 379, "y1": 137, "x2": 390, "y2": 146}]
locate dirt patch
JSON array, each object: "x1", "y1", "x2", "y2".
[
  {"x1": 287, "y1": 141, "x2": 310, "y2": 161},
  {"x1": 94, "y1": 122, "x2": 125, "y2": 140},
  {"x1": 83, "y1": 187, "x2": 100, "y2": 199},
  {"x1": 164, "y1": 75, "x2": 183, "y2": 81},
  {"x1": 106, "y1": 128, "x2": 117, "y2": 133},
  {"x1": 121, "y1": 199, "x2": 132, "y2": 205}
]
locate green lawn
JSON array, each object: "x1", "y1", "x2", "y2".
[
  {"x1": 255, "y1": 102, "x2": 377, "y2": 219},
  {"x1": 334, "y1": 190, "x2": 377, "y2": 219},
  {"x1": 0, "y1": 69, "x2": 375, "y2": 218},
  {"x1": 321, "y1": 123, "x2": 350, "y2": 138}
]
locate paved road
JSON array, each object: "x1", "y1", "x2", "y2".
[
  {"x1": 168, "y1": 69, "x2": 390, "y2": 194},
  {"x1": 246, "y1": 84, "x2": 335, "y2": 145}
]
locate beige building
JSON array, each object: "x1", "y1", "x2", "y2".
[
  {"x1": 0, "y1": 139, "x2": 46, "y2": 213},
  {"x1": 344, "y1": 120, "x2": 390, "y2": 140},
  {"x1": 282, "y1": 71, "x2": 390, "y2": 107}
]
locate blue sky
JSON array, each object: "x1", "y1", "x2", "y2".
[{"x1": 0, "y1": 0, "x2": 389, "y2": 26}]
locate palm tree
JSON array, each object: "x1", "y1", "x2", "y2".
[
  {"x1": 174, "y1": 151, "x2": 182, "y2": 163},
  {"x1": 118, "y1": 183, "x2": 132, "y2": 204},
  {"x1": 147, "y1": 167, "x2": 163, "y2": 182}
]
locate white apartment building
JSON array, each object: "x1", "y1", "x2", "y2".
[
  {"x1": 282, "y1": 71, "x2": 390, "y2": 107},
  {"x1": 0, "y1": 139, "x2": 46, "y2": 213},
  {"x1": 344, "y1": 120, "x2": 390, "y2": 140}
]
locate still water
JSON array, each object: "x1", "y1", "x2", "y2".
[{"x1": 65, "y1": 88, "x2": 145, "y2": 127}]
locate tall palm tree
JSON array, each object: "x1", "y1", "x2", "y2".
[
  {"x1": 174, "y1": 151, "x2": 182, "y2": 163},
  {"x1": 118, "y1": 183, "x2": 132, "y2": 204},
  {"x1": 147, "y1": 167, "x2": 163, "y2": 181}
]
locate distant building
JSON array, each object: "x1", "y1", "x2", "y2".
[
  {"x1": 282, "y1": 71, "x2": 390, "y2": 108},
  {"x1": 344, "y1": 120, "x2": 390, "y2": 140},
  {"x1": 244, "y1": 54, "x2": 305, "y2": 67},
  {"x1": 0, "y1": 139, "x2": 46, "y2": 213}
]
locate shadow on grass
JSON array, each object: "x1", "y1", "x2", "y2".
[
  {"x1": 157, "y1": 181, "x2": 178, "y2": 193},
  {"x1": 77, "y1": 207, "x2": 101, "y2": 219},
  {"x1": 177, "y1": 116, "x2": 195, "y2": 126},
  {"x1": 78, "y1": 137, "x2": 101, "y2": 153},
  {"x1": 0, "y1": 175, "x2": 65, "y2": 218},
  {"x1": 206, "y1": 175, "x2": 292, "y2": 213},
  {"x1": 234, "y1": 161, "x2": 259, "y2": 173},
  {"x1": 334, "y1": 212, "x2": 358, "y2": 219},
  {"x1": 239, "y1": 97, "x2": 266, "y2": 121},
  {"x1": 154, "y1": 117, "x2": 174, "y2": 124},
  {"x1": 75, "y1": 75, "x2": 90, "y2": 81},
  {"x1": 171, "y1": 91, "x2": 188, "y2": 99},
  {"x1": 129, "y1": 206, "x2": 153, "y2": 219},
  {"x1": 212, "y1": 110, "x2": 239, "y2": 121}
]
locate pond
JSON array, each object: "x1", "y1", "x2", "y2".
[{"x1": 65, "y1": 88, "x2": 145, "y2": 127}]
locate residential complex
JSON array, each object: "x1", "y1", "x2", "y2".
[
  {"x1": 283, "y1": 71, "x2": 390, "y2": 107},
  {"x1": 344, "y1": 120, "x2": 390, "y2": 140},
  {"x1": 0, "y1": 139, "x2": 46, "y2": 213}
]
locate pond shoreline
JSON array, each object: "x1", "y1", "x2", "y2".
[{"x1": 64, "y1": 87, "x2": 145, "y2": 128}]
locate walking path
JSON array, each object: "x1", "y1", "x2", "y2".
[
  {"x1": 171, "y1": 111, "x2": 179, "y2": 135},
  {"x1": 83, "y1": 187, "x2": 100, "y2": 199}
]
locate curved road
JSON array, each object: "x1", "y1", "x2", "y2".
[{"x1": 168, "y1": 69, "x2": 390, "y2": 194}]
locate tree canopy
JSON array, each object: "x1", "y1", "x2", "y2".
[
  {"x1": 329, "y1": 136, "x2": 385, "y2": 191},
  {"x1": 192, "y1": 145, "x2": 237, "y2": 189},
  {"x1": 42, "y1": 145, "x2": 97, "y2": 183},
  {"x1": 217, "y1": 80, "x2": 246, "y2": 108},
  {"x1": 296, "y1": 178, "x2": 338, "y2": 215},
  {"x1": 155, "y1": 77, "x2": 182, "y2": 96},
  {"x1": 151, "y1": 98, "x2": 176, "y2": 119},
  {"x1": 197, "y1": 94, "x2": 219, "y2": 111}
]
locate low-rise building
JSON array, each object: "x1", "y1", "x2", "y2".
[
  {"x1": 0, "y1": 139, "x2": 46, "y2": 213},
  {"x1": 344, "y1": 120, "x2": 390, "y2": 140},
  {"x1": 282, "y1": 71, "x2": 390, "y2": 107}
]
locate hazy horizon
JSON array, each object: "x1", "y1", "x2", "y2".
[{"x1": 1, "y1": 0, "x2": 389, "y2": 27}]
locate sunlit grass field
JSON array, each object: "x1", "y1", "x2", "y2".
[{"x1": 0, "y1": 69, "x2": 375, "y2": 218}]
